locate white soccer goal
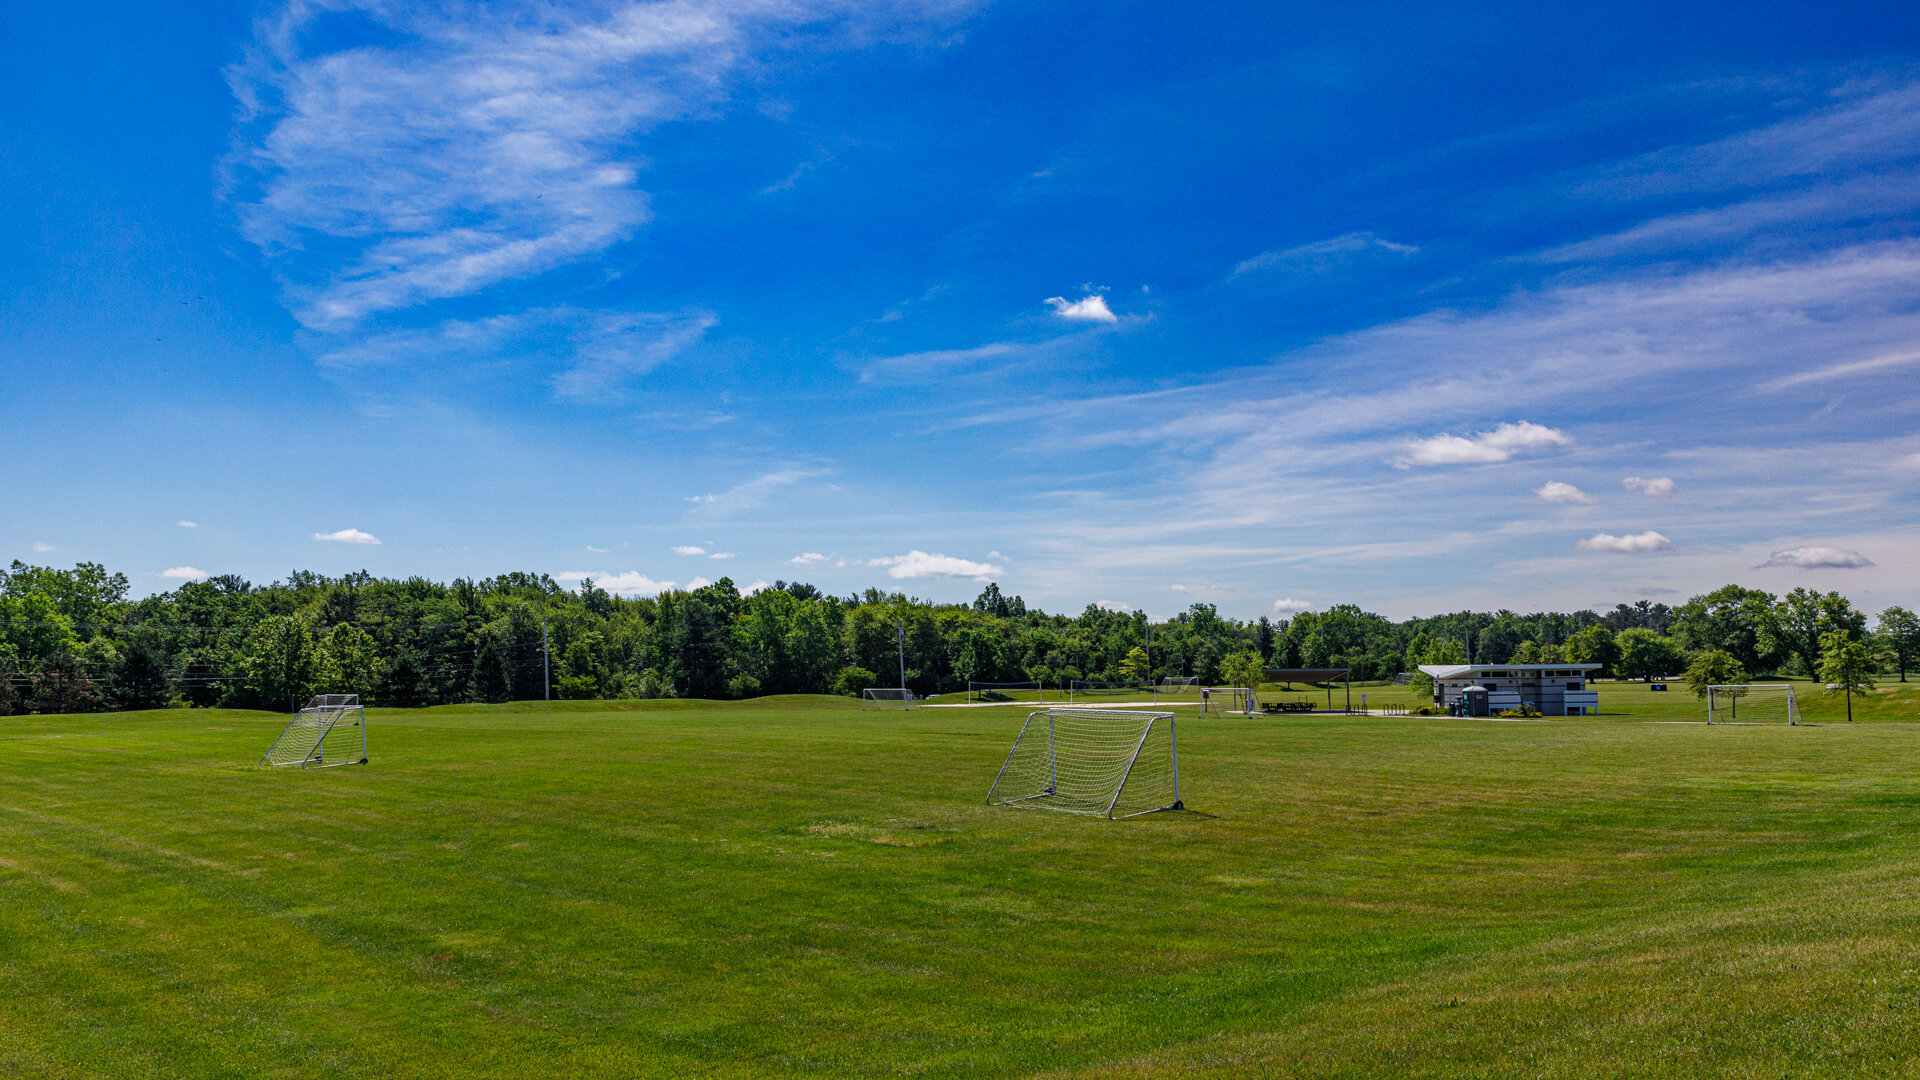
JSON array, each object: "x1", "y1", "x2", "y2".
[
  {"x1": 862, "y1": 687, "x2": 918, "y2": 711},
  {"x1": 1068, "y1": 679, "x2": 1149, "y2": 703},
  {"x1": 968, "y1": 680, "x2": 1044, "y2": 703},
  {"x1": 1157, "y1": 676, "x2": 1198, "y2": 692},
  {"x1": 1200, "y1": 686, "x2": 1254, "y2": 716},
  {"x1": 260, "y1": 694, "x2": 367, "y2": 768},
  {"x1": 987, "y1": 708, "x2": 1183, "y2": 818},
  {"x1": 1707, "y1": 683, "x2": 1799, "y2": 725}
]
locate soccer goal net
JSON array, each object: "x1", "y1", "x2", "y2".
[
  {"x1": 988, "y1": 709, "x2": 1183, "y2": 818},
  {"x1": 968, "y1": 680, "x2": 1044, "y2": 703},
  {"x1": 862, "y1": 687, "x2": 918, "y2": 711},
  {"x1": 1069, "y1": 679, "x2": 1149, "y2": 703},
  {"x1": 260, "y1": 694, "x2": 367, "y2": 768},
  {"x1": 1707, "y1": 684, "x2": 1799, "y2": 725},
  {"x1": 1200, "y1": 686, "x2": 1254, "y2": 716}
]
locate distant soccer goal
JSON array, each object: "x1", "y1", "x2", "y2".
[
  {"x1": 1707, "y1": 684, "x2": 1799, "y2": 725},
  {"x1": 862, "y1": 687, "x2": 918, "y2": 711},
  {"x1": 967, "y1": 680, "x2": 1044, "y2": 703},
  {"x1": 987, "y1": 709, "x2": 1183, "y2": 818},
  {"x1": 1069, "y1": 679, "x2": 1149, "y2": 703},
  {"x1": 1200, "y1": 686, "x2": 1254, "y2": 716},
  {"x1": 260, "y1": 694, "x2": 367, "y2": 768},
  {"x1": 1158, "y1": 676, "x2": 1198, "y2": 693}
]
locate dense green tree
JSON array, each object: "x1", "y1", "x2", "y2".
[
  {"x1": 1616, "y1": 628, "x2": 1683, "y2": 682},
  {"x1": 1671, "y1": 586, "x2": 1778, "y2": 673},
  {"x1": 1875, "y1": 606, "x2": 1918, "y2": 682},
  {"x1": 1563, "y1": 624, "x2": 1621, "y2": 675},
  {"x1": 111, "y1": 641, "x2": 175, "y2": 710},
  {"x1": 28, "y1": 653, "x2": 101, "y2": 714},
  {"x1": 240, "y1": 615, "x2": 320, "y2": 711},
  {"x1": 318, "y1": 624, "x2": 381, "y2": 700},
  {"x1": 1766, "y1": 587, "x2": 1867, "y2": 678},
  {"x1": 1685, "y1": 650, "x2": 1747, "y2": 699}
]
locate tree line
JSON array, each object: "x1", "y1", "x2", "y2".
[{"x1": 1, "y1": 561, "x2": 1914, "y2": 714}]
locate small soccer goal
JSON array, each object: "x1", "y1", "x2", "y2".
[
  {"x1": 1200, "y1": 686, "x2": 1254, "y2": 716},
  {"x1": 967, "y1": 680, "x2": 1044, "y2": 703},
  {"x1": 862, "y1": 687, "x2": 918, "y2": 711},
  {"x1": 1068, "y1": 679, "x2": 1149, "y2": 703},
  {"x1": 260, "y1": 694, "x2": 367, "y2": 768},
  {"x1": 1707, "y1": 684, "x2": 1799, "y2": 725},
  {"x1": 1157, "y1": 676, "x2": 1198, "y2": 694},
  {"x1": 987, "y1": 708, "x2": 1183, "y2": 818}
]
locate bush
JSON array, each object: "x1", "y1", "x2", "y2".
[
  {"x1": 1410, "y1": 704, "x2": 1442, "y2": 716},
  {"x1": 1496, "y1": 704, "x2": 1542, "y2": 718},
  {"x1": 832, "y1": 665, "x2": 877, "y2": 697}
]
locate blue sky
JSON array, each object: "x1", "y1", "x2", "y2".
[{"x1": 4, "y1": 0, "x2": 1919, "y2": 619}]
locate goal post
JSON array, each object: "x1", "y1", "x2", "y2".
[
  {"x1": 1707, "y1": 683, "x2": 1799, "y2": 725},
  {"x1": 967, "y1": 680, "x2": 1044, "y2": 703},
  {"x1": 260, "y1": 694, "x2": 367, "y2": 768},
  {"x1": 862, "y1": 687, "x2": 918, "y2": 711},
  {"x1": 1068, "y1": 679, "x2": 1149, "y2": 703},
  {"x1": 1200, "y1": 686, "x2": 1254, "y2": 716},
  {"x1": 987, "y1": 708, "x2": 1183, "y2": 818}
]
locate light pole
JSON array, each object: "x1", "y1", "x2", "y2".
[{"x1": 897, "y1": 623, "x2": 907, "y2": 696}]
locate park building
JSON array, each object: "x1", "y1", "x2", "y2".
[{"x1": 1417, "y1": 663, "x2": 1602, "y2": 716}]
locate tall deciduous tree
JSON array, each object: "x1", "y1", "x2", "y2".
[
  {"x1": 1615, "y1": 628, "x2": 1682, "y2": 682},
  {"x1": 1766, "y1": 588, "x2": 1868, "y2": 678},
  {"x1": 1564, "y1": 625, "x2": 1621, "y2": 675},
  {"x1": 1818, "y1": 629, "x2": 1876, "y2": 722},
  {"x1": 317, "y1": 624, "x2": 381, "y2": 700},
  {"x1": 1671, "y1": 586, "x2": 1778, "y2": 673}
]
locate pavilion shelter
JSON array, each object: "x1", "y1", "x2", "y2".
[{"x1": 1261, "y1": 668, "x2": 1353, "y2": 712}]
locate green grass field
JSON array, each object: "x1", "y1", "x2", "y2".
[{"x1": 4, "y1": 685, "x2": 1920, "y2": 1077}]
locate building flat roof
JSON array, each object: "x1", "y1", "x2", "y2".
[{"x1": 1418, "y1": 663, "x2": 1601, "y2": 679}]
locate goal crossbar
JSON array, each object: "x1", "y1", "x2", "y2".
[
  {"x1": 987, "y1": 708, "x2": 1183, "y2": 819},
  {"x1": 1706, "y1": 683, "x2": 1799, "y2": 725},
  {"x1": 260, "y1": 694, "x2": 367, "y2": 768},
  {"x1": 1068, "y1": 680, "x2": 1149, "y2": 703}
]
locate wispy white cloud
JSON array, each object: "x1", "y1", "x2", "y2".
[
  {"x1": 1400, "y1": 422, "x2": 1571, "y2": 466},
  {"x1": 1535, "y1": 481, "x2": 1594, "y2": 504},
  {"x1": 1045, "y1": 293, "x2": 1117, "y2": 323},
  {"x1": 161, "y1": 566, "x2": 209, "y2": 580},
  {"x1": 708, "y1": 551, "x2": 735, "y2": 560},
  {"x1": 1576, "y1": 531, "x2": 1672, "y2": 553},
  {"x1": 1094, "y1": 600, "x2": 1133, "y2": 612},
  {"x1": 1271, "y1": 597, "x2": 1312, "y2": 614},
  {"x1": 177, "y1": 520, "x2": 198, "y2": 528},
  {"x1": 673, "y1": 545, "x2": 707, "y2": 556},
  {"x1": 314, "y1": 528, "x2": 381, "y2": 544},
  {"x1": 1231, "y1": 231, "x2": 1417, "y2": 278},
  {"x1": 1757, "y1": 545, "x2": 1874, "y2": 569},
  {"x1": 31, "y1": 542, "x2": 55, "y2": 553},
  {"x1": 229, "y1": 1, "x2": 977, "y2": 329},
  {"x1": 869, "y1": 550, "x2": 1004, "y2": 581},
  {"x1": 585, "y1": 545, "x2": 608, "y2": 553},
  {"x1": 1622, "y1": 476, "x2": 1676, "y2": 497},
  {"x1": 790, "y1": 552, "x2": 828, "y2": 565},
  {"x1": 684, "y1": 468, "x2": 826, "y2": 517}
]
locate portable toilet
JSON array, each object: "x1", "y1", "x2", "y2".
[{"x1": 1460, "y1": 685, "x2": 1490, "y2": 717}]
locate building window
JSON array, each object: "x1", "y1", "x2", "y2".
[{"x1": 1568, "y1": 681, "x2": 1582, "y2": 690}]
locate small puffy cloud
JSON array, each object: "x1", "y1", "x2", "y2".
[
  {"x1": 1271, "y1": 597, "x2": 1312, "y2": 614},
  {"x1": 1576, "y1": 531, "x2": 1673, "y2": 553},
  {"x1": 1757, "y1": 546, "x2": 1874, "y2": 569},
  {"x1": 1400, "y1": 422, "x2": 1571, "y2": 466},
  {"x1": 1622, "y1": 476, "x2": 1677, "y2": 497},
  {"x1": 556, "y1": 571, "x2": 674, "y2": 597},
  {"x1": 161, "y1": 566, "x2": 209, "y2": 580},
  {"x1": 1535, "y1": 481, "x2": 1595, "y2": 504},
  {"x1": 32, "y1": 542, "x2": 55, "y2": 552},
  {"x1": 742, "y1": 579, "x2": 771, "y2": 595},
  {"x1": 687, "y1": 576, "x2": 713, "y2": 590},
  {"x1": 1044, "y1": 294, "x2": 1118, "y2": 323},
  {"x1": 1169, "y1": 584, "x2": 1190, "y2": 593},
  {"x1": 709, "y1": 552, "x2": 735, "y2": 560},
  {"x1": 1095, "y1": 600, "x2": 1134, "y2": 613},
  {"x1": 869, "y1": 550, "x2": 1004, "y2": 581},
  {"x1": 685, "y1": 494, "x2": 718, "y2": 504},
  {"x1": 177, "y1": 520, "x2": 198, "y2": 528},
  {"x1": 672, "y1": 545, "x2": 706, "y2": 556},
  {"x1": 314, "y1": 528, "x2": 380, "y2": 544},
  {"x1": 790, "y1": 552, "x2": 828, "y2": 565}
]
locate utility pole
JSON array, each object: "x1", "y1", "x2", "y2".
[
  {"x1": 896, "y1": 623, "x2": 908, "y2": 695},
  {"x1": 542, "y1": 620, "x2": 551, "y2": 701},
  {"x1": 1145, "y1": 618, "x2": 1153, "y2": 699}
]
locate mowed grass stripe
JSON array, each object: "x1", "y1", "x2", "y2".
[{"x1": 2, "y1": 699, "x2": 1918, "y2": 1077}]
